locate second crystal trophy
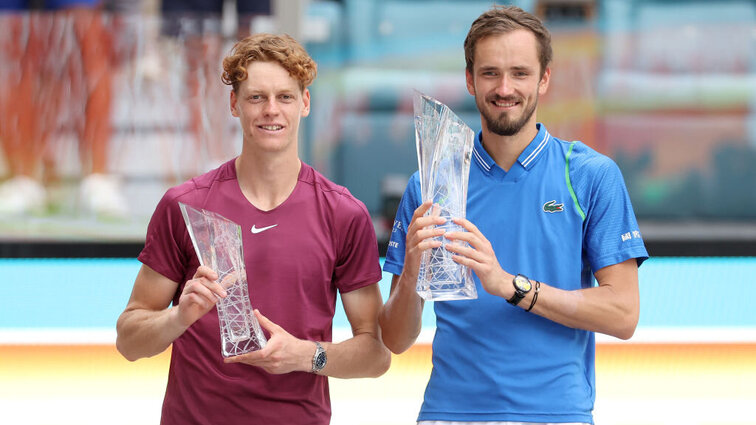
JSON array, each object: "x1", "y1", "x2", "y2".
[
  {"x1": 179, "y1": 202, "x2": 267, "y2": 357},
  {"x1": 413, "y1": 91, "x2": 477, "y2": 301}
]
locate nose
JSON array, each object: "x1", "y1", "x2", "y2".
[
  {"x1": 494, "y1": 75, "x2": 514, "y2": 97},
  {"x1": 262, "y1": 98, "x2": 280, "y2": 115}
]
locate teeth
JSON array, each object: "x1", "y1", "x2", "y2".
[
  {"x1": 261, "y1": 125, "x2": 283, "y2": 130},
  {"x1": 494, "y1": 101, "x2": 517, "y2": 107}
]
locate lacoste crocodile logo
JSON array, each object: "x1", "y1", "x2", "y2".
[
  {"x1": 543, "y1": 200, "x2": 564, "y2": 213},
  {"x1": 251, "y1": 224, "x2": 278, "y2": 234}
]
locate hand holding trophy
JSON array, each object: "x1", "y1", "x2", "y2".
[
  {"x1": 180, "y1": 203, "x2": 267, "y2": 356},
  {"x1": 413, "y1": 91, "x2": 477, "y2": 301}
]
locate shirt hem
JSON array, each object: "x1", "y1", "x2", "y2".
[{"x1": 418, "y1": 412, "x2": 593, "y2": 424}]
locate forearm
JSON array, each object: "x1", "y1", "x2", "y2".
[
  {"x1": 320, "y1": 332, "x2": 391, "y2": 379},
  {"x1": 116, "y1": 306, "x2": 187, "y2": 361},
  {"x1": 517, "y1": 260, "x2": 640, "y2": 340},
  {"x1": 378, "y1": 272, "x2": 424, "y2": 354},
  {"x1": 444, "y1": 218, "x2": 641, "y2": 339},
  {"x1": 527, "y1": 283, "x2": 638, "y2": 339}
]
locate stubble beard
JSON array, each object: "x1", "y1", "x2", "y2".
[{"x1": 479, "y1": 94, "x2": 538, "y2": 137}]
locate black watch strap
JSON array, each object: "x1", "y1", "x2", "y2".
[{"x1": 507, "y1": 289, "x2": 526, "y2": 306}]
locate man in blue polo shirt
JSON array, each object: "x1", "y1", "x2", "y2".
[{"x1": 380, "y1": 5, "x2": 648, "y2": 425}]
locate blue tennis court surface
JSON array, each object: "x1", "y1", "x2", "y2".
[{"x1": 1, "y1": 257, "x2": 755, "y2": 341}]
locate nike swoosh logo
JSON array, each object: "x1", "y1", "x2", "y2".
[{"x1": 251, "y1": 224, "x2": 278, "y2": 234}]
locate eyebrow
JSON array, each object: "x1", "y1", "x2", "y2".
[
  {"x1": 478, "y1": 64, "x2": 533, "y2": 73},
  {"x1": 245, "y1": 88, "x2": 298, "y2": 96},
  {"x1": 510, "y1": 65, "x2": 533, "y2": 72}
]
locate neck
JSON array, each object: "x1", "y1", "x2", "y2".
[
  {"x1": 235, "y1": 149, "x2": 301, "y2": 211},
  {"x1": 480, "y1": 122, "x2": 539, "y2": 172}
]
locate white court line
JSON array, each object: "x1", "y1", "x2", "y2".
[{"x1": 2, "y1": 326, "x2": 756, "y2": 345}]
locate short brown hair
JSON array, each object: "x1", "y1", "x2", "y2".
[
  {"x1": 221, "y1": 33, "x2": 317, "y2": 92},
  {"x1": 464, "y1": 5, "x2": 552, "y2": 77}
]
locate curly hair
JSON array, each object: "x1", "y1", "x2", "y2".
[
  {"x1": 464, "y1": 5, "x2": 552, "y2": 78},
  {"x1": 221, "y1": 33, "x2": 317, "y2": 92}
]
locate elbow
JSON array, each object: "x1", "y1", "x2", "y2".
[
  {"x1": 383, "y1": 333, "x2": 407, "y2": 354},
  {"x1": 372, "y1": 346, "x2": 392, "y2": 377},
  {"x1": 379, "y1": 326, "x2": 416, "y2": 355},
  {"x1": 117, "y1": 346, "x2": 139, "y2": 362},
  {"x1": 378, "y1": 315, "x2": 419, "y2": 355},
  {"x1": 115, "y1": 336, "x2": 140, "y2": 362},
  {"x1": 614, "y1": 326, "x2": 636, "y2": 341},
  {"x1": 115, "y1": 318, "x2": 141, "y2": 362},
  {"x1": 358, "y1": 334, "x2": 392, "y2": 378},
  {"x1": 613, "y1": 309, "x2": 639, "y2": 341},
  {"x1": 383, "y1": 337, "x2": 413, "y2": 355}
]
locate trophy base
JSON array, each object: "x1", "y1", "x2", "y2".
[
  {"x1": 417, "y1": 285, "x2": 478, "y2": 301},
  {"x1": 221, "y1": 337, "x2": 265, "y2": 358}
]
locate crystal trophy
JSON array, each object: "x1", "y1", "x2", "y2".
[
  {"x1": 179, "y1": 202, "x2": 267, "y2": 357},
  {"x1": 413, "y1": 91, "x2": 477, "y2": 301}
]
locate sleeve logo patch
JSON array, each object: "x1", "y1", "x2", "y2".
[{"x1": 543, "y1": 200, "x2": 564, "y2": 213}]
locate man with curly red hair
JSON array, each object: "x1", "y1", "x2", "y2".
[{"x1": 116, "y1": 33, "x2": 390, "y2": 425}]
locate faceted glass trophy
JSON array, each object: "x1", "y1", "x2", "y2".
[
  {"x1": 179, "y1": 202, "x2": 267, "y2": 357},
  {"x1": 413, "y1": 91, "x2": 477, "y2": 301}
]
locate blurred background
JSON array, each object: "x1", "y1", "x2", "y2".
[{"x1": 1, "y1": 0, "x2": 755, "y2": 424}]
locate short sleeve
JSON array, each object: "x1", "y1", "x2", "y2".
[
  {"x1": 332, "y1": 189, "x2": 383, "y2": 293},
  {"x1": 138, "y1": 187, "x2": 194, "y2": 284},
  {"x1": 383, "y1": 172, "x2": 422, "y2": 276},
  {"x1": 576, "y1": 154, "x2": 649, "y2": 272}
]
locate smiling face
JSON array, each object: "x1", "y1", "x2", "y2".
[
  {"x1": 230, "y1": 61, "x2": 310, "y2": 154},
  {"x1": 466, "y1": 29, "x2": 550, "y2": 137}
]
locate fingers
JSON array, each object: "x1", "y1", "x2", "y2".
[
  {"x1": 445, "y1": 218, "x2": 486, "y2": 247},
  {"x1": 223, "y1": 313, "x2": 274, "y2": 365},
  {"x1": 450, "y1": 217, "x2": 481, "y2": 234},
  {"x1": 253, "y1": 309, "x2": 281, "y2": 334},
  {"x1": 411, "y1": 201, "x2": 447, "y2": 229},
  {"x1": 222, "y1": 312, "x2": 297, "y2": 374},
  {"x1": 224, "y1": 349, "x2": 265, "y2": 364},
  {"x1": 224, "y1": 355, "x2": 244, "y2": 364},
  {"x1": 410, "y1": 225, "x2": 445, "y2": 247},
  {"x1": 193, "y1": 265, "x2": 218, "y2": 280},
  {"x1": 219, "y1": 271, "x2": 240, "y2": 290},
  {"x1": 411, "y1": 200, "x2": 434, "y2": 220},
  {"x1": 175, "y1": 273, "x2": 227, "y2": 327},
  {"x1": 408, "y1": 202, "x2": 447, "y2": 247},
  {"x1": 223, "y1": 351, "x2": 269, "y2": 367},
  {"x1": 442, "y1": 217, "x2": 492, "y2": 264},
  {"x1": 190, "y1": 266, "x2": 226, "y2": 298},
  {"x1": 187, "y1": 280, "x2": 225, "y2": 301}
]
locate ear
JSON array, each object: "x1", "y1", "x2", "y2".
[
  {"x1": 230, "y1": 90, "x2": 239, "y2": 117},
  {"x1": 465, "y1": 68, "x2": 475, "y2": 96},
  {"x1": 301, "y1": 88, "x2": 311, "y2": 118},
  {"x1": 538, "y1": 66, "x2": 551, "y2": 96}
]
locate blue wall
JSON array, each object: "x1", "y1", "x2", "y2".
[{"x1": 2, "y1": 257, "x2": 755, "y2": 334}]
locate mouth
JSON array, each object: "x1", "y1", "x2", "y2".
[
  {"x1": 488, "y1": 95, "x2": 521, "y2": 110},
  {"x1": 258, "y1": 125, "x2": 284, "y2": 131},
  {"x1": 492, "y1": 100, "x2": 518, "y2": 108}
]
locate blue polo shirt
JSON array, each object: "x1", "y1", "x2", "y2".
[{"x1": 384, "y1": 123, "x2": 648, "y2": 423}]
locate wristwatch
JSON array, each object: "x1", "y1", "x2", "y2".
[
  {"x1": 507, "y1": 274, "x2": 532, "y2": 306},
  {"x1": 311, "y1": 341, "x2": 327, "y2": 373}
]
